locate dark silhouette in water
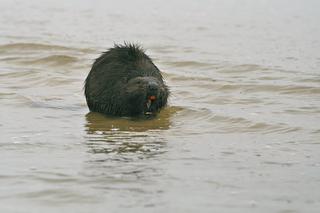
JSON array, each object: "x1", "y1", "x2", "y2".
[{"x1": 85, "y1": 43, "x2": 169, "y2": 117}]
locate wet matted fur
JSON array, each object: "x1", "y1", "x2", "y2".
[{"x1": 84, "y1": 43, "x2": 169, "y2": 117}]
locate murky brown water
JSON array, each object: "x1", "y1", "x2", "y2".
[{"x1": 1, "y1": 0, "x2": 320, "y2": 212}]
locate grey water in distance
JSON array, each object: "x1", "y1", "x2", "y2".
[{"x1": 1, "y1": 0, "x2": 320, "y2": 212}]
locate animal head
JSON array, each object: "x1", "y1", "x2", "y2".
[{"x1": 125, "y1": 76, "x2": 168, "y2": 116}]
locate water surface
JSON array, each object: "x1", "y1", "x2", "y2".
[{"x1": 1, "y1": 0, "x2": 320, "y2": 212}]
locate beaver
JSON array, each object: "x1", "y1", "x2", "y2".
[{"x1": 84, "y1": 43, "x2": 169, "y2": 117}]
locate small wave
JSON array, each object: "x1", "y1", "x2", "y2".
[
  {"x1": 262, "y1": 161, "x2": 298, "y2": 167},
  {"x1": 165, "y1": 72, "x2": 217, "y2": 83},
  {"x1": 312, "y1": 129, "x2": 320, "y2": 134},
  {"x1": 23, "y1": 55, "x2": 78, "y2": 66},
  {"x1": 166, "y1": 69, "x2": 320, "y2": 95},
  {"x1": 164, "y1": 60, "x2": 216, "y2": 69},
  {"x1": 0, "y1": 42, "x2": 94, "y2": 55},
  {"x1": 298, "y1": 77, "x2": 320, "y2": 83},
  {"x1": 175, "y1": 108, "x2": 303, "y2": 134},
  {"x1": 210, "y1": 116, "x2": 302, "y2": 134},
  {"x1": 0, "y1": 69, "x2": 37, "y2": 78},
  {"x1": 196, "y1": 82, "x2": 320, "y2": 95},
  {"x1": 0, "y1": 55, "x2": 78, "y2": 67},
  {"x1": 16, "y1": 188, "x2": 97, "y2": 203},
  {"x1": 0, "y1": 43, "x2": 72, "y2": 51},
  {"x1": 219, "y1": 64, "x2": 269, "y2": 73},
  {"x1": 280, "y1": 85, "x2": 320, "y2": 95}
]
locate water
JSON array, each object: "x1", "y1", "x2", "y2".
[{"x1": 1, "y1": 0, "x2": 320, "y2": 212}]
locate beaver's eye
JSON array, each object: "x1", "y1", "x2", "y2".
[{"x1": 136, "y1": 80, "x2": 143, "y2": 85}]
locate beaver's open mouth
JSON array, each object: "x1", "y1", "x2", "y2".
[{"x1": 145, "y1": 95, "x2": 157, "y2": 115}]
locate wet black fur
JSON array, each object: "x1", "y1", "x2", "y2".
[{"x1": 84, "y1": 43, "x2": 169, "y2": 117}]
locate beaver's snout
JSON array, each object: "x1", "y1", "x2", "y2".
[{"x1": 148, "y1": 81, "x2": 159, "y2": 92}]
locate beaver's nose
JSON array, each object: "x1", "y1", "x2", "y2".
[{"x1": 148, "y1": 81, "x2": 159, "y2": 91}]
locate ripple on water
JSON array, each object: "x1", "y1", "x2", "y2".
[
  {"x1": 83, "y1": 110, "x2": 181, "y2": 157},
  {"x1": 0, "y1": 42, "x2": 95, "y2": 69},
  {"x1": 166, "y1": 63, "x2": 320, "y2": 97},
  {"x1": 20, "y1": 55, "x2": 78, "y2": 66},
  {"x1": 172, "y1": 107, "x2": 302, "y2": 135},
  {"x1": 0, "y1": 42, "x2": 92, "y2": 53},
  {"x1": 164, "y1": 60, "x2": 217, "y2": 70}
]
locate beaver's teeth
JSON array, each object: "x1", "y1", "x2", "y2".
[{"x1": 146, "y1": 100, "x2": 151, "y2": 109}]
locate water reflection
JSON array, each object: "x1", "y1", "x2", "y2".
[
  {"x1": 85, "y1": 109, "x2": 172, "y2": 133},
  {"x1": 84, "y1": 108, "x2": 176, "y2": 158},
  {"x1": 79, "y1": 110, "x2": 175, "y2": 189}
]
